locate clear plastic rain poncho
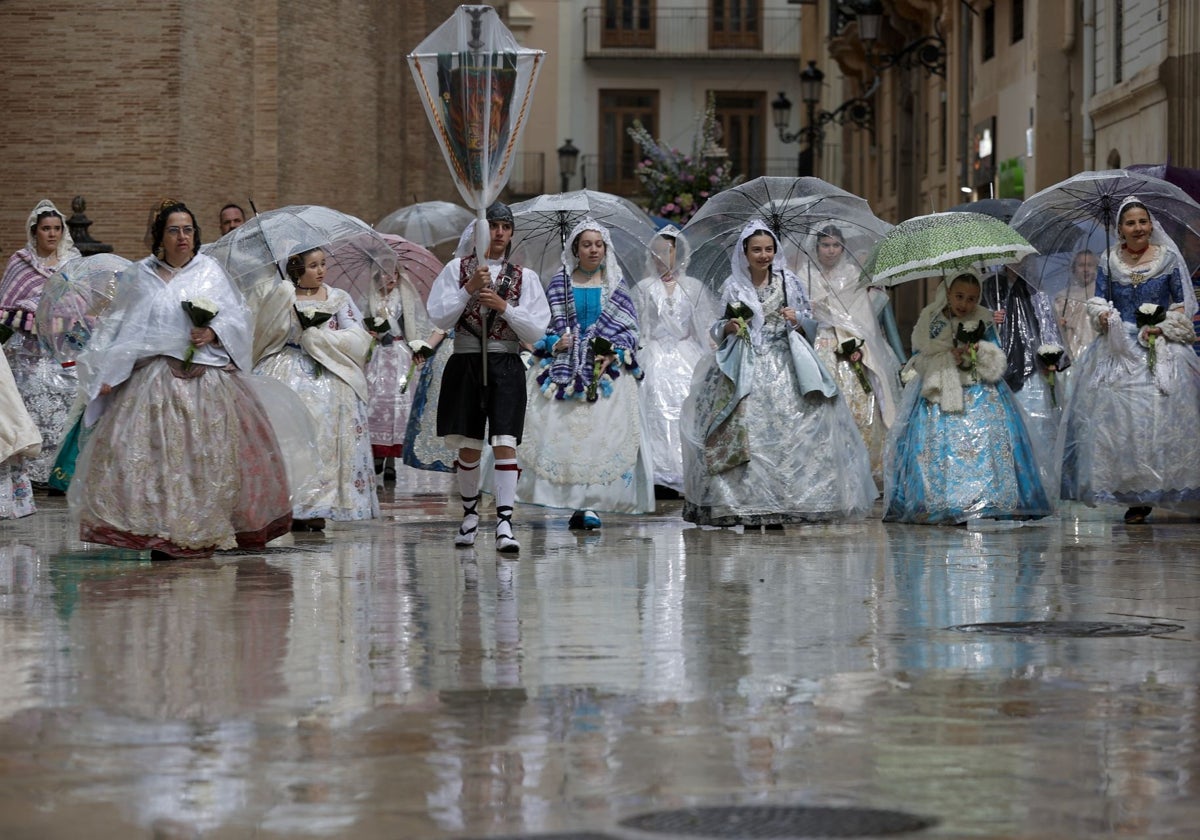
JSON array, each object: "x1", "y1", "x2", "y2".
[
  {"x1": 1058, "y1": 196, "x2": 1200, "y2": 512},
  {"x1": 632, "y1": 225, "x2": 718, "y2": 491},
  {"x1": 882, "y1": 275, "x2": 1053, "y2": 525},
  {"x1": 679, "y1": 222, "x2": 877, "y2": 526}
]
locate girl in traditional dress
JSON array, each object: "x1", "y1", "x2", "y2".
[
  {"x1": 71, "y1": 200, "x2": 293, "y2": 558},
  {"x1": 518, "y1": 218, "x2": 654, "y2": 528},
  {"x1": 884, "y1": 272, "x2": 1052, "y2": 525},
  {"x1": 632, "y1": 226, "x2": 716, "y2": 495},
  {"x1": 680, "y1": 222, "x2": 876, "y2": 528},
  {"x1": 0, "y1": 199, "x2": 82, "y2": 485},
  {"x1": 255, "y1": 247, "x2": 379, "y2": 528},
  {"x1": 361, "y1": 251, "x2": 435, "y2": 485},
  {"x1": 800, "y1": 223, "x2": 901, "y2": 482},
  {"x1": 1059, "y1": 197, "x2": 1200, "y2": 524}
]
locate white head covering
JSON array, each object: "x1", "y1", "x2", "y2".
[
  {"x1": 563, "y1": 217, "x2": 625, "y2": 292},
  {"x1": 25, "y1": 199, "x2": 79, "y2": 262},
  {"x1": 1107, "y1": 195, "x2": 1197, "y2": 318},
  {"x1": 723, "y1": 220, "x2": 802, "y2": 343},
  {"x1": 643, "y1": 224, "x2": 690, "y2": 281}
]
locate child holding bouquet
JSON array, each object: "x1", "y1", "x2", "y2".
[
  {"x1": 883, "y1": 271, "x2": 1051, "y2": 525},
  {"x1": 518, "y1": 218, "x2": 654, "y2": 528},
  {"x1": 679, "y1": 222, "x2": 875, "y2": 528},
  {"x1": 1059, "y1": 197, "x2": 1200, "y2": 523}
]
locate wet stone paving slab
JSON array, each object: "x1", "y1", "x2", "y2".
[{"x1": 0, "y1": 469, "x2": 1198, "y2": 838}]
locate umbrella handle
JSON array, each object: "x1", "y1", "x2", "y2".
[{"x1": 474, "y1": 206, "x2": 489, "y2": 387}]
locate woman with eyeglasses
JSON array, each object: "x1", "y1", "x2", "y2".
[
  {"x1": 70, "y1": 199, "x2": 298, "y2": 559},
  {"x1": 0, "y1": 199, "x2": 82, "y2": 489}
]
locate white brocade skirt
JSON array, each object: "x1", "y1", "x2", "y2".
[
  {"x1": 639, "y1": 337, "x2": 705, "y2": 492},
  {"x1": 517, "y1": 368, "x2": 655, "y2": 514},
  {"x1": 1060, "y1": 332, "x2": 1200, "y2": 507},
  {"x1": 366, "y1": 339, "x2": 413, "y2": 454},
  {"x1": 71, "y1": 358, "x2": 292, "y2": 552},
  {"x1": 255, "y1": 346, "x2": 379, "y2": 521}
]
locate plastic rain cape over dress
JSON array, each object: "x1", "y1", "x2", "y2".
[
  {"x1": 680, "y1": 222, "x2": 876, "y2": 526},
  {"x1": 254, "y1": 283, "x2": 380, "y2": 522},
  {"x1": 69, "y1": 253, "x2": 319, "y2": 553},
  {"x1": 361, "y1": 255, "x2": 434, "y2": 457},
  {"x1": 798, "y1": 224, "x2": 903, "y2": 483},
  {"x1": 516, "y1": 217, "x2": 656, "y2": 514},
  {"x1": 1058, "y1": 198, "x2": 1200, "y2": 509},
  {"x1": 632, "y1": 225, "x2": 718, "y2": 492},
  {"x1": 883, "y1": 281, "x2": 1052, "y2": 525},
  {"x1": 0, "y1": 199, "x2": 82, "y2": 483},
  {"x1": 981, "y1": 270, "x2": 1070, "y2": 468}
]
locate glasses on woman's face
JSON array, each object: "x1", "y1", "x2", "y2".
[{"x1": 166, "y1": 226, "x2": 195, "y2": 237}]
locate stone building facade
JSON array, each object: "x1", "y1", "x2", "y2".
[{"x1": 0, "y1": 0, "x2": 464, "y2": 259}]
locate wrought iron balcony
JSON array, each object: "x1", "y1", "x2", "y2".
[{"x1": 583, "y1": 6, "x2": 801, "y2": 60}]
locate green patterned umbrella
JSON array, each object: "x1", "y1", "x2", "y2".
[{"x1": 862, "y1": 211, "x2": 1036, "y2": 287}]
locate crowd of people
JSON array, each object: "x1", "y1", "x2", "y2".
[{"x1": 1, "y1": 188, "x2": 1197, "y2": 556}]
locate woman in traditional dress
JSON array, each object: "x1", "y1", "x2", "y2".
[
  {"x1": 70, "y1": 200, "x2": 293, "y2": 558},
  {"x1": 255, "y1": 246, "x2": 379, "y2": 528},
  {"x1": 518, "y1": 218, "x2": 654, "y2": 528},
  {"x1": 1053, "y1": 249, "x2": 1099, "y2": 399},
  {"x1": 884, "y1": 272, "x2": 1052, "y2": 525},
  {"x1": 982, "y1": 265, "x2": 1069, "y2": 460},
  {"x1": 680, "y1": 222, "x2": 876, "y2": 528},
  {"x1": 361, "y1": 250, "x2": 435, "y2": 485},
  {"x1": 799, "y1": 223, "x2": 901, "y2": 481},
  {"x1": 0, "y1": 199, "x2": 82, "y2": 486},
  {"x1": 401, "y1": 327, "x2": 455, "y2": 473},
  {"x1": 0, "y1": 349, "x2": 40, "y2": 518},
  {"x1": 632, "y1": 226, "x2": 716, "y2": 495},
  {"x1": 1059, "y1": 197, "x2": 1200, "y2": 524}
]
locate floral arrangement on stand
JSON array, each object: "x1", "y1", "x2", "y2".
[{"x1": 627, "y1": 94, "x2": 742, "y2": 225}]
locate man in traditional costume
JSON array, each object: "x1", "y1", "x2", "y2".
[{"x1": 426, "y1": 203, "x2": 549, "y2": 553}]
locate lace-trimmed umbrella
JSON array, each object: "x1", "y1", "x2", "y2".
[
  {"x1": 508, "y1": 189, "x2": 658, "y2": 286},
  {"x1": 861, "y1": 211, "x2": 1036, "y2": 288},
  {"x1": 35, "y1": 253, "x2": 132, "y2": 364},
  {"x1": 680, "y1": 176, "x2": 893, "y2": 293}
]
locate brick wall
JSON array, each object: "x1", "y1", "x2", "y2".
[{"x1": 0, "y1": 0, "x2": 465, "y2": 261}]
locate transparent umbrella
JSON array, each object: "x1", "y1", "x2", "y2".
[
  {"x1": 206, "y1": 205, "x2": 396, "y2": 305},
  {"x1": 508, "y1": 189, "x2": 658, "y2": 286},
  {"x1": 680, "y1": 176, "x2": 893, "y2": 293},
  {"x1": 36, "y1": 253, "x2": 133, "y2": 364},
  {"x1": 1010, "y1": 168, "x2": 1200, "y2": 291},
  {"x1": 375, "y1": 201, "x2": 475, "y2": 248}
]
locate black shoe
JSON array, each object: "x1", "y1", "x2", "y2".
[
  {"x1": 567, "y1": 509, "x2": 601, "y2": 530},
  {"x1": 1124, "y1": 506, "x2": 1152, "y2": 524}
]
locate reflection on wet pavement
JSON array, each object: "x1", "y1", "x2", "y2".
[{"x1": 0, "y1": 469, "x2": 1197, "y2": 838}]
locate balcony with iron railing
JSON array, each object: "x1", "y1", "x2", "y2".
[{"x1": 583, "y1": 6, "x2": 801, "y2": 60}]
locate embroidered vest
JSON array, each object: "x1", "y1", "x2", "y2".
[{"x1": 457, "y1": 256, "x2": 524, "y2": 342}]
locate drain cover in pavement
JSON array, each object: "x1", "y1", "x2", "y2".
[
  {"x1": 948, "y1": 620, "x2": 1183, "y2": 637},
  {"x1": 620, "y1": 805, "x2": 935, "y2": 837}
]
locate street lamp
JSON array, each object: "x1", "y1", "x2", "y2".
[
  {"x1": 772, "y1": 61, "x2": 875, "y2": 176},
  {"x1": 557, "y1": 138, "x2": 579, "y2": 193},
  {"x1": 848, "y1": 0, "x2": 947, "y2": 77}
]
